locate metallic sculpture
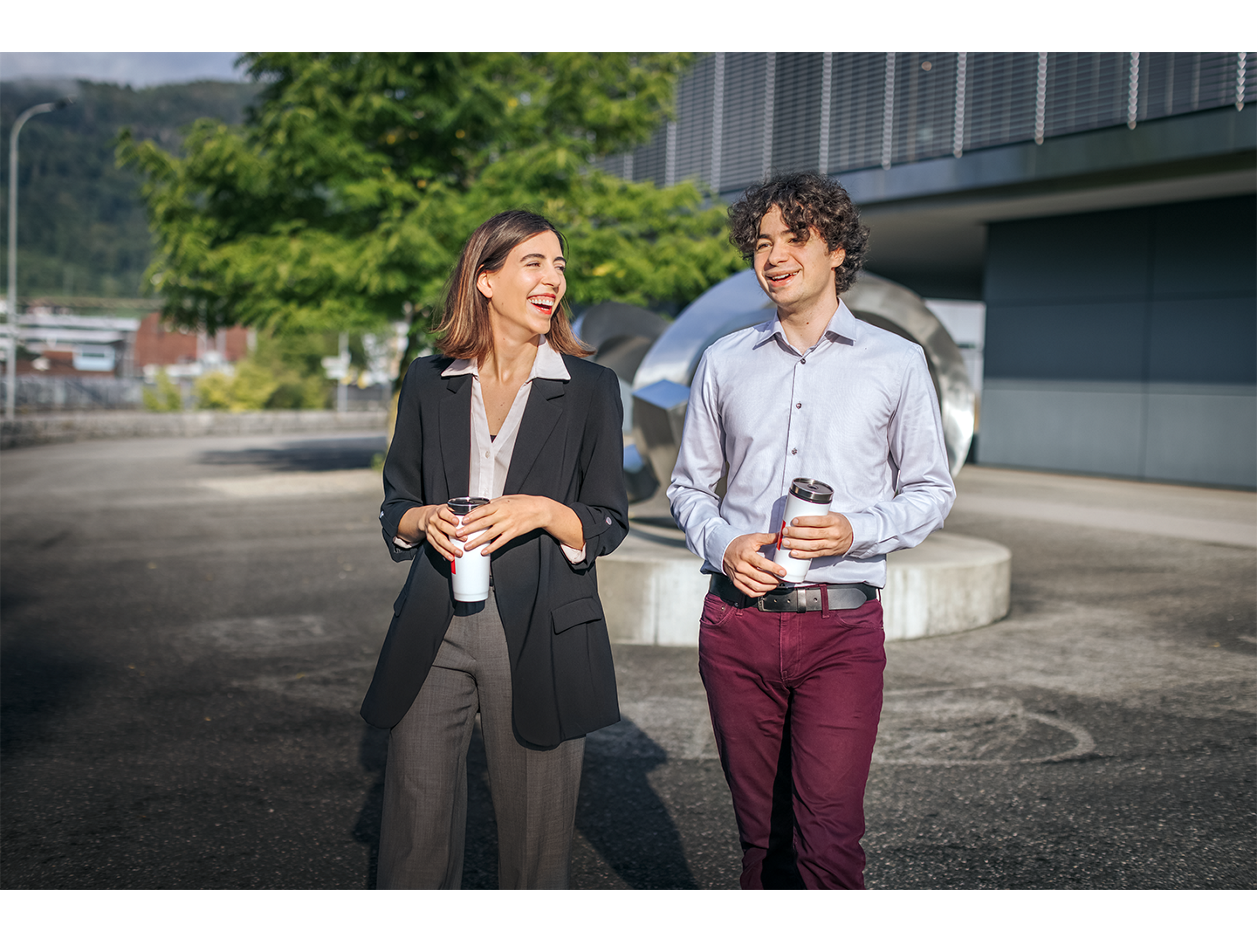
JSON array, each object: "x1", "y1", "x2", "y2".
[
  {"x1": 572, "y1": 302, "x2": 670, "y2": 391},
  {"x1": 572, "y1": 301, "x2": 671, "y2": 503},
  {"x1": 578, "y1": 270, "x2": 974, "y2": 503}
]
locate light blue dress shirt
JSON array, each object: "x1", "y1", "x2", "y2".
[{"x1": 667, "y1": 299, "x2": 956, "y2": 588}]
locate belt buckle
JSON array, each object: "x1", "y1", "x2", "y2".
[
  {"x1": 756, "y1": 588, "x2": 800, "y2": 612},
  {"x1": 755, "y1": 591, "x2": 777, "y2": 612}
]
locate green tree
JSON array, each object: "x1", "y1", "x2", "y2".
[
  {"x1": 194, "y1": 332, "x2": 332, "y2": 411},
  {"x1": 142, "y1": 367, "x2": 183, "y2": 412},
  {"x1": 117, "y1": 53, "x2": 743, "y2": 383}
]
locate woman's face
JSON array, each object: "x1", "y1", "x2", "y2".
[{"x1": 476, "y1": 230, "x2": 567, "y2": 343}]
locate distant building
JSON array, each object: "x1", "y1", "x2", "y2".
[
  {"x1": 14, "y1": 308, "x2": 139, "y2": 378},
  {"x1": 8, "y1": 307, "x2": 253, "y2": 383},
  {"x1": 131, "y1": 312, "x2": 252, "y2": 380},
  {"x1": 600, "y1": 53, "x2": 1256, "y2": 488}
]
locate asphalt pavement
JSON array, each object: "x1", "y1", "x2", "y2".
[{"x1": 2, "y1": 431, "x2": 1253, "y2": 889}]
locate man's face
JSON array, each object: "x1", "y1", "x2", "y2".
[{"x1": 752, "y1": 205, "x2": 846, "y2": 317}]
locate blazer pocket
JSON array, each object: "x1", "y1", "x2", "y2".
[{"x1": 552, "y1": 596, "x2": 604, "y2": 634}]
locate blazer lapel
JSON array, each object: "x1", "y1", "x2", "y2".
[
  {"x1": 439, "y1": 373, "x2": 473, "y2": 498},
  {"x1": 504, "y1": 378, "x2": 565, "y2": 495}
]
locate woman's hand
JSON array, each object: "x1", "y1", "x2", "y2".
[
  {"x1": 398, "y1": 504, "x2": 462, "y2": 562},
  {"x1": 458, "y1": 495, "x2": 584, "y2": 557}
]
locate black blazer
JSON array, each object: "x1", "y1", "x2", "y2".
[{"x1": 360, "y1": 353, "x2": 629, "y2": 748}]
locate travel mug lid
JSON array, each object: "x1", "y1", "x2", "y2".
[
  {"x1": 789, "y1": 478, "x2": 834, "y2": 503},
  {"x1": 448, "y1": 496, "x2": 490, "y2": 515}
]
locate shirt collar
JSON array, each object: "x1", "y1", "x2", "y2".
[
  {"x1": 441, "y1": 335, "x2": 572, "y2": 381},
  {"x1": 758, "y1": 299, "x2": 860, "y2": 352}
]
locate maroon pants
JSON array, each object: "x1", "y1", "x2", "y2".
[{"x1": 698, "y1": 590, "x2": 886, "y2": 890}]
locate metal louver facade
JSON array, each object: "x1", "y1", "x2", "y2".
[
  {"x1": 962, "y1": 53, "x2": 1039, "y2": 151},
  {"x1": 603, "y1": 52, "x2": 1256, "y2": 191}
]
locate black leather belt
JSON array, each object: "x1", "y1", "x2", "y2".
[{"x1": 710, "y1": 573, "x2": 878, "y2": 613}]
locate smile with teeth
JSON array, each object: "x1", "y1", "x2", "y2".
[
  {"x1": 529, "y1": 296, "x2": 556, "y2": 313},
  {"x1": 766, "y1": 271, "x2": 798, "y2": 284}
]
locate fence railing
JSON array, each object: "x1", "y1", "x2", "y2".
[{"x1": 0, "y1": 376, "x2": 146, "y2": 411}]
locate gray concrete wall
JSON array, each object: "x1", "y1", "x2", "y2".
[
  {"x1": 1, "y1": 409, "x2": 388, "y2": 450},
  {"x1": 979, "y1": 194, "x2": 1256, "y2": 488},
  {"x1": 981, "y1": 380, "x2": 1256, "y2": 488}
]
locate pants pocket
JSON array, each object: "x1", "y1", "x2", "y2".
[{"x1": 699, "y1": 591, "x2": 738, "y2": 630}]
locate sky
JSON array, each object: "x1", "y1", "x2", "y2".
[
  {"x1": 0, "y1": 0, "x2": 1233, "y2": 92},
  {"x1": 0, "y1": 52, "x2": 246, "y2": 87}
]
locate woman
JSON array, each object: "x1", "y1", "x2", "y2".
[{"x1": 361, "y1": 210, "x2": 629, "y2": 889}]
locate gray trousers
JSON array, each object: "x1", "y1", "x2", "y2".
[{"x1": 376, "y1": 587, "x2": 585, "y2": 889}]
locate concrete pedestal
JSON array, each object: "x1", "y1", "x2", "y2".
[
  {"x1": 599, "y1": 527, "x2": 1009, "y2": 646},
  {"x1": 880, "y1": 532, "x2": 1011, "y2": 641}
]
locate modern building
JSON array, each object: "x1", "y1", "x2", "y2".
[{"x1": 600, "y1": 53, "x2": 1256, "y2": 488}]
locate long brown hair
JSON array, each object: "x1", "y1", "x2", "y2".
[{"x1": 436, "y1": 210, "x2": 592, "y2": 362}]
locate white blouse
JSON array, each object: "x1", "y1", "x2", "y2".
[{"x1": 394, "y1": 338, "x2": 586, "y2": 562}]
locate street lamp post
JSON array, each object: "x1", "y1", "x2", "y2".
[{"x1": 6, "y1": 97, "x2": 73, "y2": 421}]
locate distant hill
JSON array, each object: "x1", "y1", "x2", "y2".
[{"x1": 1, "y1": 79, "x2": 258, "y2": 303}]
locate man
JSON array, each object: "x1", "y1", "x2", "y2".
[{"x1": 668, "y1": 172, "x2": 955, "y2": 889}]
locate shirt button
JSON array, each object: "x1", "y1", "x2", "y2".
[
  {"x1": 800, "y1": 357, "x2": 807, "y2": 364},
  {"x1": 605, "y1": 516, "x2": 612, "y2": 525},
  {"x1": 796, "y1": 402, "x2": 802, "y2": 409},
  {"x1": 791, "y1": 448, "x2": 798, "y2": 455}
]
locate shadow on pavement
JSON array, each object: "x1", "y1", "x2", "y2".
[
  {"x1": 0, "y1": 633, "x2": 96, "y2": 765},
  {"x1": 350, "y1": 717, "x2": 699, "y2": 889},
  {"x1": 351, "y1": 725, "x2": 388, "y2": 890},
  {"x1": 577, "y1": 718, "x2": 700, "y2": 889},
  {"x1": 198, "y1": 436, "x2": 386, "y2": 473}
]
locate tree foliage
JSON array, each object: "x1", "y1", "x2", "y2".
[
  {"x1": 118, "y1": 53, "x2": 743, "y2": 349},
  {"x1": 195, "y1": 340, "x2": 329, "y2": 412}
]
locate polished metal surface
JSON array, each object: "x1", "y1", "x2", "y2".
[
  {"x1": 631, "y1": 269, "x2": 773, "y2": 394},
  {"x1": 631, "y1": 379, "x2": 691, "y2": 507},
  {"x1": 573, "y1": 301, "x2": 670, "y2": 386}
]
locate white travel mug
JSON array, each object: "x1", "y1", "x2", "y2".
[
  {"x1": 448, "y1": 497, "x2": 491, "y2": 602},
  {"x1": 772, "y1": 477, "x2": 835, "y2": 583}
]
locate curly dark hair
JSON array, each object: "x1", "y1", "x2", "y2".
[{"x1": 728, "y1": 172, "x2": 870, "y2": 295}]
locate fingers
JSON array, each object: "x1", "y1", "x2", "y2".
[
  {"x1": 788, "y1": 513, "x2": 834, "y2": 529},
  {"x1": 457, "y1": 497, "x2": 543, "y2": 555},
  {"x1": 779, "y1": 512, "x2": 853, "y2": 558},
  {"x1": 425, "y1": 506, "x2": 461, "y2": 561},
  {"x1": 458, "y1": 504, "x2": 504, "y2": 554},
  {"x1": 724, "y1": 532, "x2": 786, "y2": 597},
  {"x1": 732, "y1": 568, "x2": 781, "y2": 597},
  {"x1": 459, "y1": 522, "x2": 499, "y2": 554},
  {"x1": 779, "y1": 529, "x2": 831, "y2": 558}
]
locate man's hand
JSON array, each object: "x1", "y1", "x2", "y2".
[
  {"x1": 778, "y1": 511, "x2": 854, "y2": 558},
  {"x1": 722, "y1": 532, "x2": 787, "y2": 598}
]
